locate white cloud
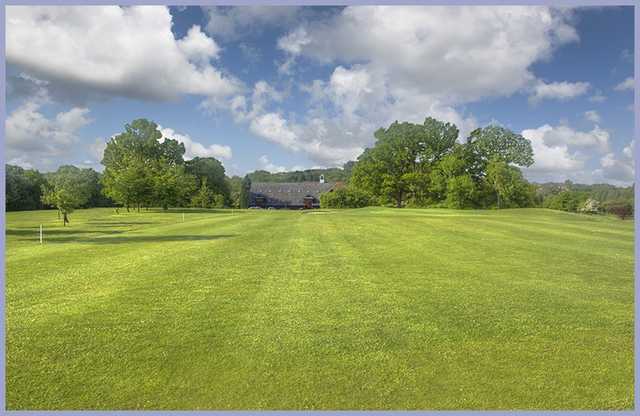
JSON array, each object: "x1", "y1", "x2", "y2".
[
  {"x1": 158, "y1": 126, "x2": 232, "y2": 160},
  {"x1": 521, "y1": 123, "x2": 614, "y2": 183},
  {"x1": 204, "y1": 6, "x2": 302, "y2": 40},
  {"x1": 529, "y1": 80, "x2": 590, "y2": 103},
  {"x1": 7, "y1": 157, "x2": 34, "y2": 170},
  {"x1": 588, "y1": 91, "x2": 607, "y2": 103},
  {"x1": 261, "y1": 6, "x2": 578, "y2": 166},
  {"x1": 541, "y1": 124, "x2": 609, "y2": 153},
  {"x1": 230, "y1": 80, "x2": 284, "y2": 122},
  {"x1": 623, "y1": 140, "x2": 634, "y2": 159},
  {"x1": 249, "y1": 113, "x2": 298, "y2": 149},
  {"x1": 597, "y1": 140, "x2": 634, "y2": 184},
  {"x1": 614, "y1": 77, "x2": 634, "y2": 91},
  {"x1": 257, "y1": 155, "x2": 305, "y2": 173},
  {"x1": 282, "y1": 6, "x2": 578, "y2": 103},
  {"x1": 241, "y1": 64, "x2": 477, "y2": 166},
  {"x1": 231, "y1": 80, "x2": 366, "y2": 165},
  {"x1": 584, "y1": 110, "x2": 601, "y2": 123},
  {"x1": 88, "y1": 138, "x2": 108, "y2": 163},
  {"x1": 5, "y1": 99, "x2": 92, "y2": 169},
  {"x1": 522, "y1": 125, "x2": 584, "y2": 174},
  {"x1": 258, "y1": 155, "x2": 287, "y2": 173},
  {"x1": 176, "y1": 25, "x2": 221, "y2": 65},
  {"x1": 7, "y1": 6, "x2": 242, "y2": 102},
  {"x1": 277, "y1": 26, "x2": 311, "y2": 55},
  {"x1": 276, "y1": 27, "x2": 312, "y2": 74}
]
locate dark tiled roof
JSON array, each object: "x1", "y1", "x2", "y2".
[{"x1": 250, "y1": 182, "x2": 335, "y2": 207}]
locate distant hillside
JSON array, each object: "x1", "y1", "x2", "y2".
[
  {"x1": 247, "y1": 162, "x2": 355, "y2": 183},
  {"x1": 534, "y1": 181, "x2": 634, "y2": 202}
]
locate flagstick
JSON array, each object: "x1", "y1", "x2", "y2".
[{"x1": 40, "y1": 224, "x2": 43, "y2": 245}]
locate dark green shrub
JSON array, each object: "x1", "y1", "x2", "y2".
[
  {"x1": 542, "y1": 190, "x2": 589, "y2": 212},
  {"x1": 320, "y1": 187, "x2": 370, "y2": 208},
  {"x1": 603, "y1": 200, "x2": 634, "y2": 219}
]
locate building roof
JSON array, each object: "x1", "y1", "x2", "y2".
[{"x1": 250, "y1": 182, "x2": 336, "y2": 207}]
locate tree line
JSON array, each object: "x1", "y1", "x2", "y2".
[
  {"x1": 321, "y1": 117, "x2": 633, "y2": 218},
  {"x1": 535, "y1": 181, "x2": 634, "y2": 218},
  {"x1": 6, "y1": 117, "x2": 634, "y2": 222},
  {"x1": 6, "y1": 119, "x2": 241, "y2": 224},
  {"x1": 323, "y1": 118, "x2": 536, "y2": 209}
]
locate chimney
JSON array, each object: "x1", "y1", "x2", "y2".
[{"x1": 319, "y1": 174, "x2": 325, "y2": 184}]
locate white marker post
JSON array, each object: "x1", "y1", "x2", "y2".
[{"x1": 39, "y1": 224, "x2": 43, "y2": 245}]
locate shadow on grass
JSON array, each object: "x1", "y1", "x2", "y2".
[
  {"x1": 147, "y1": 208, "x2": 231, "y2": 214},
  {"x1": 87, "y1": 222, "x2": 157, "y2": 227},
  {"x1": 17, "y1": 234, "x2": 237, "y2": 244},
  {"x1": 6, "y1": 229, "x2": 125, "y2": 237}
]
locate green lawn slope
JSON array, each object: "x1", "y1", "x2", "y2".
[{"x1": 5, "y1": 207, "x2": 634, "y2": 409}]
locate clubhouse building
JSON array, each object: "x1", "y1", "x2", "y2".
[{"x1": 249, "y1": 176, "x2": 337, "y2": 209}]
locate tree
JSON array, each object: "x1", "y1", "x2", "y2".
[
  {"x1": 184, "y1": 157, "x2": 230, "y2": 203},
  {"x1": 445, "y1": 174, "x2": 475, "y2": 209},
  {"x1": 41, "y1": 166, "x2": 93, "y2": 225},
  {"x1": 6, "y1": 165, "x2": 47, "y2": 211},
  {"x1": 102, "y1": 153, "x2": 154, "y2": 211},
  {"x1": 82, "y1": 169, "x2": 115, "y2": 208},
  {"x1": 152, "y1": 162, "x2": 196, "y2": 210},
  {"x1": 226, "y1": 176, "x2": 243, "y2": 208},
  {"x1": 603, "y1": 200, "x2": 633, "y2": 219},
  {"x1": 486, "y1": 159, "x2": 534, "y2": 208},
  {"x1": 212, "y1": 194, "x2": 226, "y2": 209},
  {"x1": 428, "y1": 147, "x2": 466, "y2": 203},
  {"x1": 465, "y1": 125, "x2": 534, "y2": 179},
  {"x1": 542, "y1": 190, "x2": 589, "y2": 212},
  {"x1": 101, "y1": 119, "x2": 187, "y2": 210},
  {"x1": 351, "y1": 117, "x2": 459, "y2": 207},
  {"x1": 320, "y1": 187, "x2": 370, "y2": 208},
  {"x1": 191, "y1": 178, "x2": 215, "y2": 208},
  {"x1": 239, "y1": 175, "x2": 251, "y2": 208}
]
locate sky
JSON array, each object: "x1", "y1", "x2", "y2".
[{"x1": 4, "y1": 5, "x2": 636, "y2": 185}]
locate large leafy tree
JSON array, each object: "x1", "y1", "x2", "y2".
[
  {"x1": 102, "y1": 119, "x2": 188, "y2": 210},
  {"x1": 75, "y1": 168, "x2": 115, "y2": 208},
  {"x1": 184, "y1": 157, "x2": 230, "y2": 203},
  {"x1": 41, "y1": 166, "x2": 93, "y2": 225},
  {"x1": 152, "y1": 162, "x2": 196, "y2": 210},
  {"x1": 428, "y1": 145, "x2": 467, "y2": 203},
  {"x1": 102, "y1": 153, "x2": 154, "y2": 211},
  {"x1": 486, "y1": 159, "x2": 534, "y2": 208},
  {"x1": 6, "y1": 164, "x2": 48, "y2": 211},
  {"x1": 191, "y1": 178, "x2": 215, "y2": 208},
  {"x1": 445, "y1": 174, "x2": 475, "y2": 209},
  {"x1": 465, "y1": 125, "x2": 534, "y2": 179},
  {"x1": 351, "y1": 117, "x2": 459, "y2": 207}
]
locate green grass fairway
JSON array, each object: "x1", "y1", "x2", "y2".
[{"x1": 5, "y1": 207, "x2": 634, "y2": 410}]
